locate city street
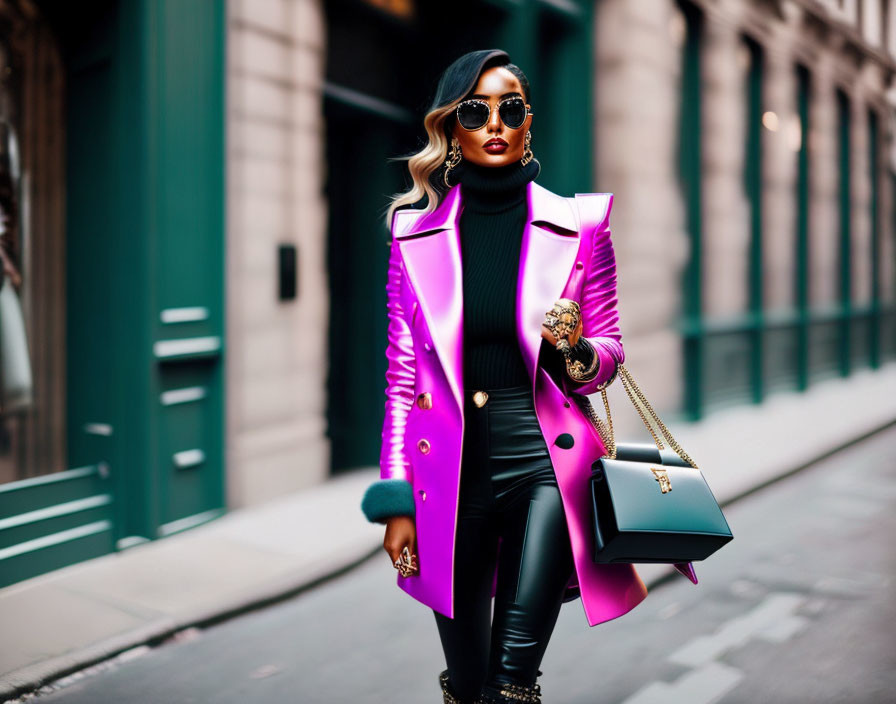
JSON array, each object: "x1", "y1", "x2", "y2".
[{"x1": 16, "y1": 426, "x2": 895, "y2": 704}]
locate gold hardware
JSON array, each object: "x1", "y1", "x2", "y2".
[
  {"x1": 417, "y1": 392, "x2": 432, "y2": 409},
  {"x1": 651, "y1": 467, "x2": 672, "y2": 493},
  {"x1": 394, "y1": 545, "x2": 418, "y2": 577},
  {"x1": 443, "y1": 138, "x2": 462, "y2": 187},
  {"x1": 498, "y1": 679, "x2": 543, "y2": 703},
  {"x1": 520, "y1": 129, "x2": 535, "y2": 167},
  {"x1": 543, "y1": 299, "x2": 580, "y2": 348},
  {"x1": 564, "y1": 341, "x2": 599, "y2": 381},
  {"x1": 617, "y1": 365, "x2": 698, "y2": 468},
  {"x1": 417, "y1": 438, "x2": 431, "y2": 454},
  {"x1": 569, "y1": 364, "x2": 698, "y2": 470},
  {"x1": 472, "y1": 390, "x2": 489, "y2": 408},
  {"x1": 439, "y1": 670, "x2": 463, "y2": 704}
]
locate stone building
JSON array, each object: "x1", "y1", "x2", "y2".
[
  {"x1": 227, "y1": 0, "x2": 895, "y2": 505},
  {"x1": 0, "y1": 0, "x2": 892, "y2": 586},
  {"x1": 594, "y1": 0, "x2": 895, "y2": 420}
]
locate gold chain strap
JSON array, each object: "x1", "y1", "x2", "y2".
[
  {"x1": 617, "y1": 365, "x2": 699, "y2": 469},
  {"x1": 574, "y1": 363, "x2": 699, "y2": 470},
  {"x1": 573, "y1": 386, "x2": 616, "y2": 459}
]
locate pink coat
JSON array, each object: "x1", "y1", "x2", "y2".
[{"x1": 380, "y1": 180, "x2": 696, "y2": 627}]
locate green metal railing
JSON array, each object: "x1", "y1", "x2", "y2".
[{"x1": 676, "y1": 8, "x2": 893, "y2": 421}]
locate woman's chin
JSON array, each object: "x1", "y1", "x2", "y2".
[{"x1": 468, "y1": 153, "x2": 520, "y2": 168}]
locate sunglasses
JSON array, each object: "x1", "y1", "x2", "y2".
[{"x1": 455, "y1": 96, "x2": 532, "y2": 131}]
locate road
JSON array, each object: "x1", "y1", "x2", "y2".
[{"x1": 16, "y1": 427, "x2": 896, "y2": 704}]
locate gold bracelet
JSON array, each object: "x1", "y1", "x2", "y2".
[{"x1": 565, "y1": 339, "x2": 599, "y2": 381}]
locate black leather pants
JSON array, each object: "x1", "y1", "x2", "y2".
[{"x1": 433, "y1": 384, "x2": 575, "y2": 701}]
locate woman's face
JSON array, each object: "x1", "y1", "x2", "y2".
[{"x1": 451, "y1": 66, "x2": 532, "y2": 168}]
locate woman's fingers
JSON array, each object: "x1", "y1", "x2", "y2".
[
  {"x1": 383, "y1": 516, "x2": 417, "y2": 568},
  {"x1": 383, "y1": 535, "x2": 403, "y2": 564},
  {"x1": 569, "y1": 315, "x2": 583, "y2": 346}
]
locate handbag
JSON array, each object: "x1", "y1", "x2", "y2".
[{"x1": 569, "y1": 365, "x2": 733, "y2": 563}]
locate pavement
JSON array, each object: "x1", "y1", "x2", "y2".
[{"x1": 2, "y1": 362, "x2": 895, "y2": 701}]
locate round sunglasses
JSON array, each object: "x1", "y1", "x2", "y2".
[{"x1": 455, "y1": 96, "x2": 532, "y2": 131}]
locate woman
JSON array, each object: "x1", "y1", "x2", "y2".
[{"x1": 360, "y1": 49, "x2": 692, "y2": 704}]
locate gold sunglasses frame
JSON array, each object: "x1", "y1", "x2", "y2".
[{"x1": 455, "y1": 96, "x2": 533, "y2": 131}]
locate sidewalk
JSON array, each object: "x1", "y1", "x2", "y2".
[{"x1": 2, "y1": 363, "x2": 895, "y2": 700}]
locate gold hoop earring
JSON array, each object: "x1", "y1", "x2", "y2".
[
  {"x1": 521, "y1": 130, "x2": 534, "y2": 166},
  {"x1": 443, "y1": 138, "x2": 462, "y2": 187}
]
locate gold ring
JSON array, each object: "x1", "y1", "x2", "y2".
[{"x1": 393, "y1": 545, "x2": 418, "y2": 577}]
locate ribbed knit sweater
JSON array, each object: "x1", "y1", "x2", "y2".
[
  {"x1": 453, "y1": 158, "x2": 596, "y2": 390},
  {"x1": 453, "y1": 158, "x2": 537, "y2": 389}
]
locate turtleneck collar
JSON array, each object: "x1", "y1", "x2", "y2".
[{"x1": 453, "y1": 158, "x2": 540, "y2": 214}]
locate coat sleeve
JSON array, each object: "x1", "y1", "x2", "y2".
[
  {"x1": 360, "y1": 237, "x2": 417, "y2": 524},
  {"x1": 563, "y1": 197, "x2": 625, "y2": 396}
]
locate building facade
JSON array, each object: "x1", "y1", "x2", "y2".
[
  {"x1": 0, "y1": 0, "x2": 893, "y2": 587},
  {"x1": 594, "y1": 0, "x2": 896, "y2": 419}
]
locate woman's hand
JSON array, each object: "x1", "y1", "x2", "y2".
[
  {"x1": 384, "y1": 515, "x2": 418, "y2": 576},
  {"x1": 541, "y1": 306, "x2": 583, "y2": 348}
]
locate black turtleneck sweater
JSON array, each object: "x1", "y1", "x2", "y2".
[
  {"x1": 455, "y1": 158, "x2": 539, "y2": 388},
  {"x1": 452, "y1": 158, "x2": 597, "y2": 390}
]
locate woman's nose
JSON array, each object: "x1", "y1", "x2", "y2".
[{"x1": 487, "y1": 105, "x2": 502, "y2": 132}]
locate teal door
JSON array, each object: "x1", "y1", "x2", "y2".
[{"x1": 0, "y1": 0, "x2": 225, "y2": 588}]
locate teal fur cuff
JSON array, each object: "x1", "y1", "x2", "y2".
[{"x1": 360, "y1": 478, "x2": 416, "y2": 524}]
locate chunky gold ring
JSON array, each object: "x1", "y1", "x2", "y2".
[
  {"x1": 393, "y1": 545, "x2": 419, "y2": 577},
  {"x1": 543, "y1": 298, "x2": 581, "y2": 347}
]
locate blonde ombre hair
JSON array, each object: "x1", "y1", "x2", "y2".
[
  {"x1": 383, "y1": 49, "x2": 530, "y2": 233},
  {"x1": 384, "y1": 100, "x2": 462, "y2": 231}
]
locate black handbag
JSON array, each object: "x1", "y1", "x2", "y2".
[{"x1": 570, "y1": 364, "x2": 733, "y2": 564}]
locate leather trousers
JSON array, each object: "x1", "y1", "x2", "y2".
[{"x1": 433, "y1": 383, "x2": 575, "y2": 701}]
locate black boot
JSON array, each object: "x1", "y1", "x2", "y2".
[
  {"x1": 440, "y1": 669, "x2": 474, "y2": 704},
  {"x1": 475, "y1": 670, "x2": 543, "y2": 704}
]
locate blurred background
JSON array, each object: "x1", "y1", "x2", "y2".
[{"x1": 0, "y1": 0, "x2": 893, "y2": 701}]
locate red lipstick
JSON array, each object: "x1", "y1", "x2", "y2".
[{"x1": 483, "y1": 138, "x2": 508, "y2": 154}]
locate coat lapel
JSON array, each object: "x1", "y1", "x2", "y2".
[
  {"x1": 394, "y1": 180, "x2": 581, "y2": 410},
  {"x1": 517, "y1": 181, "x2": 582, "y2": 392}
]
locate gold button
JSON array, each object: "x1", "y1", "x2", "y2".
[
  {"x1": 417, "y1": 438, "x2": 431, "y2": 454},
  {"x1": 472, "y1": 390, "x2": 489, "y2": 408},
  {"x1": 417, "y1": 392, "x2": 432, "y2": 409}
]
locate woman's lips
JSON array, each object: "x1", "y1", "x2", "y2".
[{"x1": 483, "y1": 141, "x2": 508, "y2": 154}]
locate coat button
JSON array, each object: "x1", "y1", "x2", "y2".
[
  {"x1": 564, "y1": 401, "x2": 570, "y2": 408},
  {"x1": 424, "y1": 341, "x2": 433, "y2": 352},
  {"x1": 555, "y1": 433, "x2": 575, "y2": 449},
  {"x1": 418, "y1": 489, "x2": 426, "y2": 502},
  {"x1": 576, "y1": 261, "x2": 584, "y2": 270},
  {"x1": 417, "y1": 392, "x2": 432, "y2": 409},
  {"x1": 418, "y1": 438, "x2": 431, "y2": 454}
]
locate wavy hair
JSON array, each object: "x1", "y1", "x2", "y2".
[{"x1": 384, "y1": 49, "x2": 531, "y2": 232}]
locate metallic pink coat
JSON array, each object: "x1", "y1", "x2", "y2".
[{"x1": 380, "y1": 180, "x2": 696, "y2": 627}]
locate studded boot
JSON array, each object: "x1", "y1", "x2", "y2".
[
  {"x1": 439, "y1": 669, "x2": 474, "y2": 704},
  {"x1": 475, "y1": 670, "x2": 543, "y2": 704}
]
